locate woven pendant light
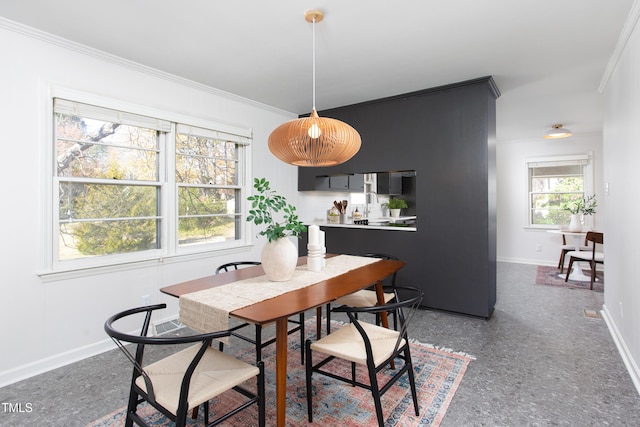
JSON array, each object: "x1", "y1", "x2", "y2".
[{"x1": 268, "y1": 10, "x2": 361, "y2": 167}]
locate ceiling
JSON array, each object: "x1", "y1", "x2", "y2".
[{"x1": 0, "y1": 0, "x2": 634, "y2": 142}]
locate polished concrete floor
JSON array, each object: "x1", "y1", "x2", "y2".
[{"x1": 1, "y1": 262, "x2": 639, "y2": 426}]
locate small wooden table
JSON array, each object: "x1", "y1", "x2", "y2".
[{"x1": 160, "y1": 255, "x2": 405, "y2": 427}]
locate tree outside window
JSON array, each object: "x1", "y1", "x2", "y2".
[
  {"x1": 53, "y1": 99, "x2": 249, "y2": 267},
  {"x1": 528, "y1": 155, "x2": 591, "y2": 227}
]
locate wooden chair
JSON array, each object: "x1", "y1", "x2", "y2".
[
  {"x1": 216, "y1": 261, "x2": 305, "y2": 364},
  {"x1": 323, "y1": 253, "x2": 398, "y2": 336},
  {"x1": 558, "y1": 234, "x2": 590, "y2": 273},
  {"x1": 104, "y1": 304, "x2": 265, "y2": 427},
  {"x1": 305, "y1": 286, "x2": 423, "y2": 427},
  {"x1": 564, "y1": 231, "x2": 604, "y2": 290}
]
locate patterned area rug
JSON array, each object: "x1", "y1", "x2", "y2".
[
  {"x1": 87, "y1": 319, "x2": 474, "y2": 427},
  {"x1": 536, "y1": 265, "x2": 604, "y2": 292}
]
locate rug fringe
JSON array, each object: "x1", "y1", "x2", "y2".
[{"x1": 408, "y1": 338, "x2": 477, "y2": 360}]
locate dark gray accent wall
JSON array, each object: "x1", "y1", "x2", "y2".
[{"x1": 298, "y1": 77, "x2": 499, "y2": 318}]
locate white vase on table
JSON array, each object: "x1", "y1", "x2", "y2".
[
  {"x1": 568, "y1": 214, "x2": 582, "y2": 232},
  {"x1": 261, "y1": 237, "x2": 298, "y2": 281}
]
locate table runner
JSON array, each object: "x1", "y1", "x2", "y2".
[{"x1": 179, "y1": 255, "x2": 381, "y2": 335}]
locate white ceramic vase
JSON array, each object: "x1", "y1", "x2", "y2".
[
  {"x1": 390, "y1": 209, "x2": 401, "y2": 218},
  {"x1": 261, "y1": 237, "x2": 298, "y2": 281},
  {"x1": 568, "y1": 214, "x2": 582, "y2": 232}
]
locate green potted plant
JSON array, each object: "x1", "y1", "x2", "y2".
[
  {"x1": 562, "y1": 194, "x2": 597, "y2": 232},
  {"x1": 384, "y1": 198, "x2": 408, "y2": 218},
  {"x1": 247, "y1": 177, "x2": 306, "y2": 281}
]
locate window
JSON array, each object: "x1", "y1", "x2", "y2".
[
  {"x1": 527, "y1": 154, "x2": 592, "y2": 228},
  {"x1": 175, "y1": 125, "x2": 246, "y2": 247},
  {"x1": 49, "y1": 97, "x2": 251, "y2": 273}
]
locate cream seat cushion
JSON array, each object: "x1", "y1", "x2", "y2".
[
  {"x1": 333, "y1": 289, "x2": 395, "y2": 307},
  {"x1": 310, "y1": 321, "x2": 403, "y2": 367},
  {"x1": 561, "y1": 244, "x2": 590, "y2": 251},
  {"x1": 566, "y1": 250, "x2": 604, "y2": 263},
  {"x1": 135, "y1": 344, "x2": 259, "y2": 414}
]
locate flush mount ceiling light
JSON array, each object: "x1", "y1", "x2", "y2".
[
  {"x1": 268, "y1": 9, "x2": 361, "y2": 167},
  {"x1": 543, "y1": 124, "x2": 573, "y2": 139}
]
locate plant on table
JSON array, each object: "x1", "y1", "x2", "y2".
[
  {"x1": 563, "y1": 194, "x2": 597, "y2": 216},
  {"x1": 246, "y1": 177, "x2": 306, "y2": 242}
]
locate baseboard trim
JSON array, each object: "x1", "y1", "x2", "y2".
[
  {"x1": 0, "y1": 314, "x2": 182, "y2": 388},
  {"x1": 601, "y1": 304, "x2": 640, "y2": 396},
  {"x1": 0, "y1": 338, "x2": 116, "y2": 388},
  {"x1": 496, "y1": 256, "x2": 556, "y2": 266}
]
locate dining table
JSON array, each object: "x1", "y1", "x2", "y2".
[{"x1": 160, "y1": 254, "x2": 405, "y2": 427}]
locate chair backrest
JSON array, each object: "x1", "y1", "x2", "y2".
[
  {"x1": 585, "y1": 231, "x2": 604, "y2": 258},
  {"x1": 360, "y1": 253, "x2": 399, "y2": 286},
  {"x1": 104, "y1": 304, "x2": 232, "y2": 407},
  {"x1": 586, "y1": 231, "x2": 603, "y2": 245},
  {"x1": 333, "y1": 286, "x2": 423, "y2": 360},
  {"x1": 216, "y1": 261, "x2": 261, "y2": 274}
]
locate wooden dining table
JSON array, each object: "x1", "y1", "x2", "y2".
[{"x1": 160, "y1": 254, "x2": 405, "y2": 427}]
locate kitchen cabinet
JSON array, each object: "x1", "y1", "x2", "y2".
[
  {"x1": 348, "y1": 173, "x2": 365, "y2": 191},
  {"x1": 310, "y1": 174, "x2": 364, "y2": 192},
  {"x1": 376, "y1": 172, "x2": 402, "y2": 195}
]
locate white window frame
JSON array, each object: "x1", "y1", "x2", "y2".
[
  {"x1": 40, "y1": 86, "x2": 253, "y2": 279},
  {"x1": 526, "y1": 153, "x2": 593, "y2": 229}
]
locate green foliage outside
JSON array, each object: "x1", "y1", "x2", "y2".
[
  {"x1": 531, "y1": 175, "x2": 585, "y2": 226},
  {"x1": 56, "y1": 111, "x2": 237, "y2": 260}
]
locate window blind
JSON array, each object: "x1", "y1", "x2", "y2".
[{"x1": 54, "y1": 98, "x2": 172, "y2": 132}]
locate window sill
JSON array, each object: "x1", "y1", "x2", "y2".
[{"x1": 38, "y1": 245, "x2": 254, "y2": 282}]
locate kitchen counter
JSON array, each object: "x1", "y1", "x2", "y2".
[{"x1": 306, "y1": 217, "x2": 417, "y2": 232}]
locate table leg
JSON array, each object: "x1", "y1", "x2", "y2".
[
  {"x1": 374, "y1": 280, "x2": 389, "y2": 329},
  {"x1": 275, "y1": 317, "x2": 288, "y2": 427},
  {"x1": 316, "y1": 306, "x2": 322, "y2": 338}
]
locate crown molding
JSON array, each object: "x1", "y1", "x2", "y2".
[
  {"x1": 599, "y1": 0, "x2": 640, "y2": 93},
  {"x1": 0, "y1": 16, "x2": 294, "y2": 116}
]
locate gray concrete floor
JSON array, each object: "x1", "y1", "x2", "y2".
[{"x1": 1, "y1": 262, "x2": 639, "y2": 426}]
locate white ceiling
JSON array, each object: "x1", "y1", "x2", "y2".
[{"x1": 0, "y1": 0, "x2": 634, "y2": 141}]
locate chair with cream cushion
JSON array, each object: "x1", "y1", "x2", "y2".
[
  {"x1": 305, "y1": 286, "x2": 423, "y2": 427},
  {"x1": 323, "y1": 253, "x2": 398, "y2": 336},
  {"x1": 565, "y1": 231, "x2": 604, "y2": 290},
  {"x1": 104, "y1": 303, "x2": 265, "y2": 427},
  {"x1": 558, "y1": 233, "x2": 590, "y2": 273}
]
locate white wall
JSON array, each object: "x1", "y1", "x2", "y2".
[
  {"x1": 496, "y1": 133, "x2": 604, "y2": 265},
  {"x1": 600, "y1": 1, "x2": 640, "y2": 392},
  {"x1": 0, "y1": 20, "x2": 298, "y2": 386}
]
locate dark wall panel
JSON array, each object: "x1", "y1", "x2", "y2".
[{"x1": 299, "y1": 77, "x2": 499, "y2": 318}]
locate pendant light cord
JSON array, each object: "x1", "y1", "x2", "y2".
[{"x1": 312, "y1": 16, "x2": 316, "y2": 111}]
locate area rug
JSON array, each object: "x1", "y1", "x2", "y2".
[
  {"x1": 535, "y1": 265, "x2": 604, "y2": 292},
  {"x1": 87, "y1": 319, "x2": 474, "y2": 427}
]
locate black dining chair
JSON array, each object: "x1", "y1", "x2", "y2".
[
  {"x1": 216, "y1": 261, "x2": 306, "y2": 364},
  {"x1": 104, "y1": 303, "x2": 265, "y2": 427},
  {"x1": 305, "y1": 286, "x2": 423, "y2": 427},
  {"x1": 323, "y1": 253, "x2": 398, "y2": 336}
]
